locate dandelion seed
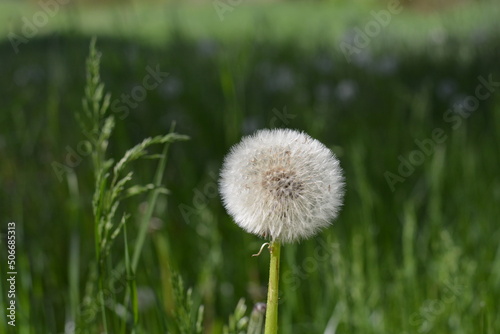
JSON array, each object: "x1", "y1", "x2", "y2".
[{"x1": 219, "y1": 128, "x2": 344, "y2": 243}]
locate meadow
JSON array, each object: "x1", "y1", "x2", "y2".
[{"x1": 1, "y1": 1, "x2": 500, "y2": 333}]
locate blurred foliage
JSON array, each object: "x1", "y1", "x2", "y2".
[{"x1": 0, "y1": 2, "x2": 500, "y2": 333}]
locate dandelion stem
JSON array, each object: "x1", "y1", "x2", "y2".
[
  {"x1": 252, "y1": 242, "x2": 270, "y2": 257},
  {"x1": 264, "y1": 241, "x2": 281, "y2": 334}
]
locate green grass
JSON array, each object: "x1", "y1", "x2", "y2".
[
  {"x1": 1, "y1": 1, "x2": 499, "y2": 47},
  {"x1": 1, "y1": 2, "x2": 500, "y2": 333}
]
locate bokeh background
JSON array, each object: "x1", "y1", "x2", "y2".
[{"x1": 1, "y1": 0, "x2": 500, "y2": 333}]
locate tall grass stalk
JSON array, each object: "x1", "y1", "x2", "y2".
[
  {"x1": 78, "y1": 38, "x2": 188, "y2": 332},
  {"x1": 131, "y1": 124, "x2": 176, "y2": 271}
]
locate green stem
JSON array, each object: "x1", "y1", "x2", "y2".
[
  {"x1": 131, "y1": 124, "x2": 175, "y2": 271},
  {"x1": 264, "y1": 241, "x2": 281, "y2": 334},
  {"x1": 97, "y1": 261, "x2": 108, "y2": 333}
]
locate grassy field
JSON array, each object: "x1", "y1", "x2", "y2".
[{"x1": 1, "y1": 1, "x2": 500, "y2": 333}]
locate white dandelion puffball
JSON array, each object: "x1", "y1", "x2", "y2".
[{"x1": 219, "y1": 128, "x2": 344, "y2": 243}]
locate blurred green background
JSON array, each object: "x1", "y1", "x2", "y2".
[{"x1": 1, "y1": 0, "x2": 500, "y2": 333}]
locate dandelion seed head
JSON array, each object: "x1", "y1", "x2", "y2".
[{"x1": 219, "y1": 129, "x2": 345, "y2": 243}]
